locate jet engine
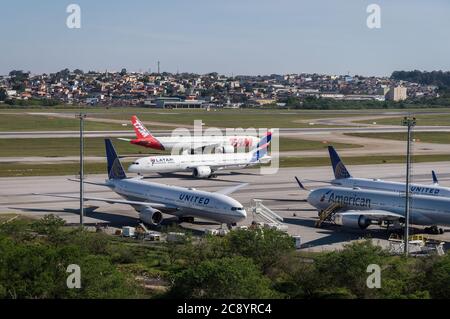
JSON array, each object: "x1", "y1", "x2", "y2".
[
  {"x1": 193, "y1": 166, "x2": 212, "y2": 178},
  {"x1": 139, "y1": 207, "x2": 163, "y2": 226},
  {"x1": 334, "y1": 213, "x2": 371, "y2": 230}
]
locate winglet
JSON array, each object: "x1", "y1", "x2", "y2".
[
  {"x1": 295, "y1": 176, "x2": 308, "y2": 191},
  {"x1": 432, "y1": 170, "x2": 439, "y2": 185}
]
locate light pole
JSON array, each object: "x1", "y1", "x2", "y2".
[
  {"x1": 77, "y1": 113, "x2": 87, "y2": 227},
  {"x1": 401, "y1": 116, "x2": 416, "y2": 255}
]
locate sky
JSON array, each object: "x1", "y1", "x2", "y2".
[{"x1": 1, "y1": 0, "x2": 450, "y2": 76}]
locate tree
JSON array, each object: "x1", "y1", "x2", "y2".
[
  {"x1": 314, "y1": 241, "x2": 385, "y2": 298},
  {"x1": 168, "y1": 256, "x2": 277, "y2": 298},
  {"x1": 225, "y1": 229, "x2": 295, "y2": 274},
  {"x1": 426, "y1": 254, "x2": 450, "y2": 298},
  {"x1": 0, "y1": 89, "x2": 7, "y2": 101}
]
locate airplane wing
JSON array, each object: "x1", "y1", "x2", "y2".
[
  {"x1": 340, "y1": 210, "x2": 403, "y2": 221},
  {"x1": 301, "y1": 178, "x2": 341, "y2": 185},
  {"x1": 118, "y1": 138, "x2": 132, "y2": 142},
  {"x1": 215, "y1": 183, "x2": 249, "y2": 195},
  {"x1": 34, "y1": 193, "x2": 178, "y2": 212}
]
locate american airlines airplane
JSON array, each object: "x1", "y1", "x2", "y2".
[
  {"x1": 128, "y1": 132, "x2": 272, "y2": 178},
  {"x1": 119, "y1": 115, "x2": 260, "y2": 154},
  {"x1": 38, "y1": 139, "x2": 248, "y2": 227},
  {"x1": 303, "y1": 185, "x2": 450, "y2": 234},
  {"x1": 321, "y1": 146, "x2": 450, "y2": 197}
]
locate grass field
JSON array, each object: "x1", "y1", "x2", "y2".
[
  {"x1": 0, "y1": 137, "x2": 165, "y2": 157},
  {"x1": 0, "y1": 161, "x2": 132, "y2": 177},
  {"x1": 0, "y1": 110, "x2": 345, "y2": 131},
  {"x1": 3, "y1": 108, "x2": 450, "y2": 131},
  {"x1": 278, "y1": 137, "x2": 361, "y2": 151},
  {"x1": 279, "y1": 154, "x2": 450, "y2": 168},
  {"x1": 0, "y1": 113, "x2": 128, "y2": 131},
  {"x1": 345, "y1": 132, "x2": 450, "y2": 144},
  {"x1": 88, "y1": 110, "x2": 353, "y2": 128},
  {"x1": 2, "y1": 155, "x2": 450, "y2": 177},
  {"x1": 356, "y1": 114, "x2": 450, "y2": 126},
  {"x1": 0, "y1": 137, "x2": 360, "y2": 157}
]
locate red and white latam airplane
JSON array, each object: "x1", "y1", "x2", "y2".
[{"x1": 119, "y1": 116, "x2": 261, "y2": 154}]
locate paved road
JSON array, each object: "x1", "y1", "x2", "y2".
[
  {"x1": 2, "y1": 126, "x2": 450, "y2": 139},
  {"x1": 2, "y1": 164, "x2": 449, "y2": 252}
]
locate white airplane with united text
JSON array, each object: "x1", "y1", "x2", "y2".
[{"x1": 37, "y1": 139, "x2": 248, "y2": 227}]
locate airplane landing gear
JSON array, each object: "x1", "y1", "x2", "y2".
[{"x1": 424, "y1": 226, "x2": 444, "y2": 235}]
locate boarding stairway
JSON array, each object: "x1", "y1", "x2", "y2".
[
  {"x1": 315, "y1": 203, "x2": 342, "y2": 228},
  {"x1": 251, "y1": 199, "x2": 284, "y2": 225}
]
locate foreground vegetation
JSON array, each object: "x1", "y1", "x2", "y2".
[{"x1": 1, "y1": 215, "x2": 450, "y2": 299}]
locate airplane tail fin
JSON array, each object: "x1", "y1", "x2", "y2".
[
  {"x1": 130, "y1": 115, "x2": 165, "y2": 150},
  {"x1": 131, "y1": 115, "x2": 151, "y2": 139},
  {"x1": 251, "y1": 131, "x2": 272, "y2": 162},
  {"x1": 328, "y1": 146, "x2": 351, "y2": 179},
  {"x1": 105, "y1": 139, "x2": 127, "y2": 180}
]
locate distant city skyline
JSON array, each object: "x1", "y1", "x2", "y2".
[{"x1": 2, "y1": 0, "x2": 450, "y2": 76}]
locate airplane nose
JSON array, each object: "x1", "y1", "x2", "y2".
[
  {"x1": 128, "y1": 164, "x2": 138, "y2": 173},
  {"x1": 240, "y1": 209, "x2": 247, "y2": 219},
  {"x1": 306, "y1": 191, "x2": 314, "y2": 204},
  {"x1": 307, "y1": 190, "x2": 321, "y2": 207}
]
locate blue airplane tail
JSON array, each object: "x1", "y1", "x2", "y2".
[
  {"x1": 328, "y1": 146, "x2": 351, "y2": 179},
  {"x1": 251, "y1": 131, "x2": 272, "y2": 162},
  {"x1": 105, "y1": 139, "x2": 127, "y2": 180}
]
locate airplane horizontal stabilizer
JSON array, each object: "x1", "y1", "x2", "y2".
[
  {"x1": 215, "y1": 183, "x2": 249, "y2": 195},
  {"x1": 67, "y1": 178, "x2": 110, "y2": 187}
]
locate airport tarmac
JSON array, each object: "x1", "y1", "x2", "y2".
[
  {"x1": 2, "y1": 126, "x2": 450, "y2": 139},
  {"x1": 1, "y1": 163, "x2": 450, "y2": 252}
]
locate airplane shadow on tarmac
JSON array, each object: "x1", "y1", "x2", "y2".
[
  {"x1": 10, "y1": 206, "x2": 222, "y2": 236},
  {"x1": 284, "y1": 216, "x2": 450, "y2": 249},
  {"x1": 139, "y1": 171, "x2": 261, "y2": 182},
  {"x1": 284, "y1": 217, "x2": 393, "y2": 247},
  {"x1": 9, "y1": 206, "x2": 138, "y2": 227}
]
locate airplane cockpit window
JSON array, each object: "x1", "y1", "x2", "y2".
[{"x1": 231, "y1": 207, "x2": 244, "y2": 211}]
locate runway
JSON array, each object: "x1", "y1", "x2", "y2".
[
  {"x1": 2, "y1": 163, "x2": 450, "y2": 251},
  {"x1": 2, "y1": 126, "x2": 450, "y2": 139}
]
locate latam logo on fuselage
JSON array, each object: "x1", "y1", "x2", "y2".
[
  {"x1": 328, "y1": 192, "x2": 371, "y2": 208},
  {"x1": 410, "y1": 186, "x2": 440, "y2": 195},
  {"x1": 179, "y1": 193, "x2": 210, "y2": 206},
  {"x1": 150, "y1": 157, "x2": 175, "y2": 165},
  {"x1": 229, "y1": 137, "x2": 253, "y2": 148}
]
